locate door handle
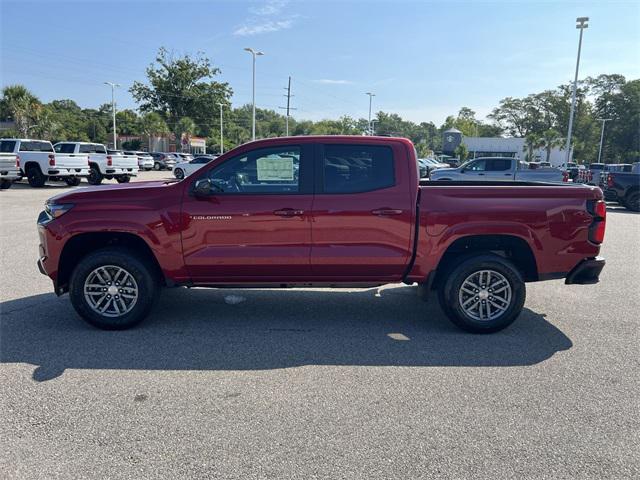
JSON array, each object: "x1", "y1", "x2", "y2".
[
  {"x1": 478, "y1": 173, "x2": 485, "y2": 176},
  {"x1": 274, "y1": 208, "x2": 305, "y2": 217},
  {"x1": 504, "y1": 173, "x2": 511, "y2": 176},
  {"x1": 371, "y1": 208, "x2": 403, "y2": 216}
]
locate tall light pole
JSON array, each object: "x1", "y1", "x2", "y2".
[
  {"x1": 365, "y1": 92, "x2": 375, "y2": 135},
  {"x1": 597, "y1": 118, "x2": 611, "y2": 164},
  {"x1": 370, "y1": 119, "x2": 378, "y2": 136},
  {"x1": 217, "y1": 102, "x2": 224, "y2": 154},
  {"x1": 104, "y1": 82, "x2": 120, "y2": 149},
  {"x1": 565, "y1": 16, "x2": 589, "y2": 164},
  {"x1": 244, "y1": 47, "x2": 264, "y2": 141}
]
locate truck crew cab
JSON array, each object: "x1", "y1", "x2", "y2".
[{"x1": 37, "y1": 136, "x2": 606, "y2": 333}]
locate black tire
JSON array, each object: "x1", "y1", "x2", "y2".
[
  {"x1": 87, "y1": 165, "x2": 103, "y2": 185},
  {"x1": 69, "y1": 248, "x2": 159, "y2": 330},
  {"x1": 27, "y1": 165, "x2": 47, "y2": 188},
  {"x1": 0, "y1": 179, "x2": 12, "y2": 189},
  {"x1": 116, "y1": 175, "x2": 131, "y2": 183},
  {"x1": 438, "y1": 253, "x2": 526, "y2": 333},
  {"x1": 64, "y1": 177, "x2": 81, "y2": 187},
  {"x1": 624, "y1": 191, "x2": 640, "y2": 212},
  {"x1": 153, "y1": 162, "x2": 161, "y2": 171},
  {"x1": 174, "y1": 168, "x2": 184, "y2": 179}
]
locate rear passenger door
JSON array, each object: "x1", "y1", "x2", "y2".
[
  {"x1": 483, "y1": 158, "x2": 514, "y2": 180},
  {"x1": 310, "y1": 143, "x2": 414, "y2": 281}
]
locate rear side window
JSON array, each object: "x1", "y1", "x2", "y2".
[
  {"x1": 0, "y1": 140, "x2": 17, "y2": 153},
  {"x1": 55, "y1": 143, "x2": 76, "y2": 154},
  {"x1": 322, "y1": 144, "x2": 394, "y2": 193},
  {"x1": 79, "y1": 144, "x2": 106, "y2": 154},
  {"x1": 488, "y1": 159, "x2": 512, "y2": 171},
  {"x1": 19, "y1": 141, "x2": 53, "y2": 152}
]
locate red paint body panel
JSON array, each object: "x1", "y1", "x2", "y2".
[{"x1": 37, "y1": 136, "x2": 603, "y2": 291}]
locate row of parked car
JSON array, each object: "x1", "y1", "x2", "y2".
[{"x1": 0, "y1": 137, "x2": 206, "y2": 189}]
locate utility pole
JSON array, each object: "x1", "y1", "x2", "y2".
[
  {"x1": 217, "y1": 103, "x2": 224, "y2": 154},
  {"x1": 565, "y1": 17, "x2": 589, "y2": 164},
  {"x1": 104, "y1": 82, "x2": 120, "y2": 149},
  {"x1": 244, "y1": 47, "x2": 264, "y2": 141},
  {"x1": 365, "y1": 92, "x2": 375, "y2": 135},
  {"x1": 279, "y1": 76, "x2": 296, "y2": 136},
  {"x1": 597, "y1": 118, "x2": 611, "y2": 164}
]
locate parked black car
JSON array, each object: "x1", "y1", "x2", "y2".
[{"x1": 602, "y1": 163, "x2": 640, "y2": 211}]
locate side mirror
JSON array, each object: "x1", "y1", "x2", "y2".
[{"x1": 194, "y1": 178, "x2": 212, "y2": 198}]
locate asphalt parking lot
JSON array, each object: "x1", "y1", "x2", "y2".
[{"x1": 1, "y1": 171, "x2": 639, "y2": 479}]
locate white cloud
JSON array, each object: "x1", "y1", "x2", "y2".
[
  {"x1": 314, "y1": 79, "x2": 354, "y2": 85},
  {"x1": 233, "y1": 19, "x2": 293, "y2": 36},
  {"x1": 234, "y1": 1, "x2": 296, "y2": 36}
]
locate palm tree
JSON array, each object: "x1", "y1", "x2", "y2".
[
  {"x1": 540, "y1": 129, "x2": 564, "y2": 163},
  {"x1": 0, "y1": 85, "x2": 41, "y2": 136},
  {"x1": 524, "y1": 133, "x2": 543, "y2": 162},
  {"x1": 141, "y1": 112, "x2": 169, "y2": 151},
  {"x1": 175, "y1": 117, "x2": 197, "y2": 152}
]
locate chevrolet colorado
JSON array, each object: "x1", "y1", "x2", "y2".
[{"x1": 37, "y1": 136, "x2": 606, "y2": 333}]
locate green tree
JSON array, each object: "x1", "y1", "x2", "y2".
[
  {"x1": 0, "y1": 85, "x2": 41, "y2": 136},
  {"x1": 454, "y1": 143, "x2": 468, "y2": 162},
  {"x1": 540, "y1": 129, "x2": 564, "y2": 163},
  {"x1": 524, "y1": 133, "x2": 543, "y2": 161},
  {"x1": 175, "y1": 116, "x2": 197, "y2": 151},
  {"x1": 140, "y1": 112, "x2": 169, "y2": 151},
  {"x1": 130, "y1": 47, "x2": 232, "y2": 129}
]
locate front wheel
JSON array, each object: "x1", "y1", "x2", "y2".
[
  {"x1": 624, "y1": 191, "x2": 640, "y2": 212},
  {"x1": 153, "y1": 162, "x2": 161, "y2": 170},
  {"x1": 438, "y1": 254, "x2": 526, "y2": 333},
  {"x1": 64, "y1": 177, "x2": 81, "y2": 186},
  {"x1": 174, "y1": 168, "x2": 184, "y2": 179},
  {"x1": 69, "y1": 248, "x2": 159, "y2": 330},
  {"x1": 116, "y1": 175, "x2": 131, "y2": 183}
]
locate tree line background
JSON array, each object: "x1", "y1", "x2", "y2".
[{"x1": 1, "y1": 48, "x2": 638, "y2": 163}]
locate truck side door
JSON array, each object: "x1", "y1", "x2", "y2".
[
  {"x1": 482, "y1": 158, "x2": 514, "y2": 180},
  {"x1": 180, "y1": 144, "x2": 314, "y2": 282},
  {"x1": 310, "y1": 142, "x2": 414, "y2": 281}
]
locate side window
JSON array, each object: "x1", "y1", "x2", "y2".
[
  {"x1": 467, "y1": 160, "x2": 486, "y2": 171},
  {"x1": 57, "y1": 143, "x2": 76, "y2": 154},
  {"x1": 54, "y1": 144, "x2": 62, "y2": 153},
  {"x1": 207, "y1": 146, "x2": 300, "y2": 194},
  {"x1": 488, "y1": 159, "x2": 512, "y2": 171},
  {"x1": 322, "y1": 144, "x2": 394, "y2": 194}
]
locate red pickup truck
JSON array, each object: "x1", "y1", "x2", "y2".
[{"x1": 37, "y1": 136, "x2": 606, "y2": 333}]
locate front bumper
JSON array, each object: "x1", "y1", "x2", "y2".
[
  {"x1": 565, "y1": 256, "x2": 605, "y2": 285},
  {"x1": 47, "y1": 167, "x2": 90, "y2": 177}
]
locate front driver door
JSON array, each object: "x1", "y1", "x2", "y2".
[{"x1": 181, "y1": 144, "x2": 314, "y2": 283}]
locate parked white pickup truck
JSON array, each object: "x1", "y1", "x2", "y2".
[
  {"x1": 0, "y1": 151, "x2": 21, "y2": 189},
  {"x1": 0, "y1": 138, "x2": 89, "y2": 187},
  {"x1": 54, "y1": 142, "x2": 138, "y2": 185},
  {"x1": 430, "y1": 157, "x2": 568, "y2": 183}
]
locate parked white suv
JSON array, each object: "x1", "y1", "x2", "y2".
[
  {"x1": 124, "y1": 151, "x2": 154, "y2": 171},
  {"x1": 54, "y1": 142, "x2": 138, "y2": 185},
  {"x1": 0, "y1": 138, "x2": 89, "y2": 187},
  {"x1": 173, "y1": 155, "x2": 217, "y2": 179}
]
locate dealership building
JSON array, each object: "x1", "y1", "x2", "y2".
[{"x1": 442, "y1": 128, "x2": 568, "y2": 166}]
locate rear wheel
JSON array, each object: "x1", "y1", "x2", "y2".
[
  {"x1": 174, "y1": 168, "x2": 184, "y2": 179},
  {"x1": 116, "y1": 175, "x2": 131, "y2": 183},
  {"x1": 624, "y1": 191, "x2": 640, "y2": 212},
  {"x1": 87, "y1": 165, "x2": 103, "y2": 185},
  {"x1": 27, "y1": 165, "x2": 47, "y2": 187},
  {"x1": 438, "y1": 254, "x2": 525, "y2": 333},
  {"x1": 64, "y1": 177, "x2": 81, "y2": 186},
  {"x1": 69, "y1": 248, "x2": 158, "y2": 330},
  {"x1": 0, "y1": 179, "x2": 12, "y2": 189}
]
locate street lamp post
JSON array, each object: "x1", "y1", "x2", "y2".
[
  {"x1": 370, "y1": 119, "x2": 378, "y2": 136},
  {"x1": 365, "y1": 92, "x2": 375, "y2": 135},
  {"x1": 104, "y1": 82, "x2": 120, "y2": 149},
  {"x1": 244, "y1": 47, "x2": 264, "y2": 141},
  {"x1": 564, "y1": 16, "x2": 589, "y2": 164},
  {"x1": 217, "y1": 103, "x2": 224, "y2": 154},
  {"x1": 597, "y1": 118, "x2": 611, "y2": 164}
]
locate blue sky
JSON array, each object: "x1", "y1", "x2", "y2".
[{"x1": 2, "y1": 0, "x2": 639, "y2": 125}]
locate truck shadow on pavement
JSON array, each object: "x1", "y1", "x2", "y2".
[{"x1": 0, "y1": 285, "x2": 572, "y2": 382}]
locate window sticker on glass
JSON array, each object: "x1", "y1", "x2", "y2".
[{"x1": 256, "y1": 156, "x2": 294, "y2": 181}]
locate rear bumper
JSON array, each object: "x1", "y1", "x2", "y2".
[
  {"x1": 47, "y1": 167, "x2": 90, "y2": 177},
  {"x1": 105, "y1": 167, "x2": 139, "y2": 175},
  {"x1": 0, "y1": 168, "x2": 21, "y2": 180},
  {"x1": 565, "y1": 256, "x2": 605, "y2": 285}
]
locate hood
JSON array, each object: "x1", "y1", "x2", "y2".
[{"x1": 47, "y1": 180, "x2": 181, "y2": 204}]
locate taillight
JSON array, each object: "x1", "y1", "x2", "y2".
[
  {"x1": 607, "y1": 174, "x2": 613, "y2": 188},
  {"x1": 588, "y1": 171, "x2": 593, "y2": 182},
  {"x1": 48, "y1": 154, "x2": 55, "y2": 166},
  {"x1": 107, "y1": 155, "x2": 112, "y2": 166},
  {"x1": 588, "y1": 199, "x2": 606, "y2": 244},
  {"x1": 15, "y1": 155, "x2": 20, "y2": 168}
]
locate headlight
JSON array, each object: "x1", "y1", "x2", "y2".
[{"x1": 44, "y1": 203, "x2": 74, "y2": 220}]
